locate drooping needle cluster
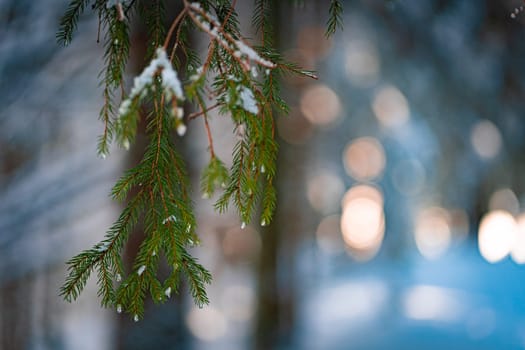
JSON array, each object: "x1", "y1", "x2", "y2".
[{"x1": 57, "y1": 0, "x2": 342, "y2": 321}]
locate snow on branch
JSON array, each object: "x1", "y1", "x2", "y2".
[
  {"x1": 186, "y1": 1, "x2": 275, "y2": 71},
  {"x1": 121, "y1": 47, "x2": 184, "y2": 115}
]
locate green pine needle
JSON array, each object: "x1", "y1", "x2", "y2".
[
  {"x1": 326, "y1": 0, "x2": 344, "y2": 37},
  {"x1": 56, "y1": 0, "x2": 91, "y2": 46}
]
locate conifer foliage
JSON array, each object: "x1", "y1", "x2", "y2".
[{"x1": 57, "y1": 0, "x2": 342, "y2": 320}]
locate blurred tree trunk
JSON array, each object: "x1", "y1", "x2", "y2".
[{"x1": 254, "y1": 1, "x2": 302, "y2": 348}]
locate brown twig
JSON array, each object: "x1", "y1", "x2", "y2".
[
  {"x1": 203, "y1": 115, "x2": 215, "y2": 158},
  {"x1": 221, "y1": 0, "x2": 237, "y2": 32},
  {"x1": 196, "y1": 97, "x2": 216, "y2": 158},
  {"x1": 183, "y1": 0, "x2": 274, "y2": 72},
  {"x1": 197, "y1": 0, "x2": 236, "y2": 76},
  {"x1": 163, "y1": 7, "x2": 188, "y2": 49},
  {"x1": 170, "y1": 14, "x2": 187, "y2": 62},
  {"x1": 188, "y1": 102, "x2": 220, "y2": 120}
]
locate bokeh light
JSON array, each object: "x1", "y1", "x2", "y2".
[
  {"x1": 296, "y1": 26, "x2": 333, "y2": 62},
  {"x1": 371, "y1": 85, "x2": 410, "y2": 128},
  {"x1": 300, "y1": 84, "x2": 342, "y2": 126},
  {"x1": 340, "y1": 185, "x2": 385, "y2": 260},
  {"x1": 186, "y1": 306, "x2": 228, "y2": 342},
  {"x1": 488, "y1": 188, "x2": 519, "y2": 216},
  {"x1": 414, "y1": 207, "x2": 451, "y2": 260},
  {"x1": 344, "y1": 40, "x2": 380, "y2": 87},
  {"x1": 220, "y1": 285, "x2": 255, "y2": 322},
  {"x1": 342, "y1": 137, "x2": 386, "y2": 181},
  {"x1": 222, "y1": 225, "x2": 261, "y2": 264},
  {"x1": 309, "y1": 280, "x2": 389, "y2": 326},
  {"x1": 307, "y1": 171, "x2": 345, "y2": 214},
  {"x1": 341, "y1": 197, "x2": 384, "y2": 250},
  {"x1": 341, "y1": 184, "x2": 384, "y2": 208},
  {"x1": 478, "y1": 210, "x2": 516, "y2": 263},
  {"x1": 403, "y1": 285, "x2": 461, "y2": 321},
  {"x1": 470, "y1": 120, "x2": 502, "y2": 159},
  {"x1": 316, "y1": 215, "x2": 345, "y2": 255}
]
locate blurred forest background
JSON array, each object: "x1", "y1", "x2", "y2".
[{"x1": 3, "y1": 0, "x2": 525, "y2": 349}]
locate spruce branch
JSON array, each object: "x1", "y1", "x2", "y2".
[
  {"x1": 58, "y1": 0, "x2": 341, "y2": 320},
  {"x1": 326, "y1": 0, "x2": 344, "y2": 37},
  {"x1": 252, "y1": 0, "x2": 274, "y2": 47},
  {"x1": 139, "y1": 0, "x2": 167, "y2": 57},
  {"x1": 164, "y1": 6, "x2": 188, "y2": 49},
  {"x1": 57, "y1": 0, "x2": 92, "y2": 46}
]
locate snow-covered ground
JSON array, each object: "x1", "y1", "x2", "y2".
[{"x1": 297, "y1": 244, "x2": 525, "y2": 350}]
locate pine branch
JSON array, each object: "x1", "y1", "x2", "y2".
[
  {"x1": 92, "y1": 3, "x2": 132, "y2": 156},
  {"x1": 252, "y1": 0, "x2": 274, "y2": 46},
  {"x1": 201, "y1": 157, "x2": 229, "y2": 198},
  {"x1": 103, "y1": 11, "x2": 130, "y2": 88},
  {"x1": 60, "y1": 251, "x2": 99, "y2": 302},
  {"x1": 97, "y1": 87, "x2": 115, "y2": 158},
  {"x1": 58, "y1": 0, "x2": 340, "y2": 320},
  {"x1": 181, "y1": 251, "x2": 212, "y2": 307},
  {"x1": 326, "y1": 0, "x2": 344, "y2": 37},
  {"x1": 97, "y1": 257, "x2": 116, "y2": 307},
  {"x1": 57, "y1": 0, "x2": 92, "y2": 46},
  {"x1": 139, "y1": 0, "x2": 166, "y2": 57},
  {"x1": 60, "y1": 190, "x2": 144, "y2": 303}
]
